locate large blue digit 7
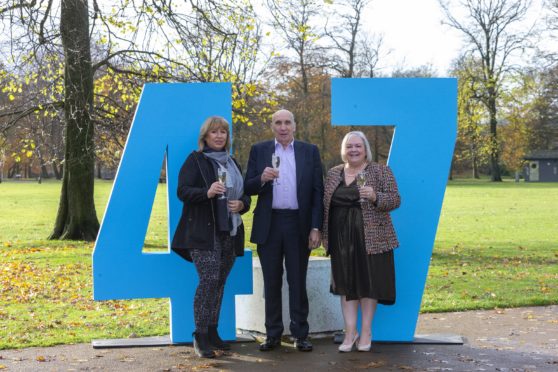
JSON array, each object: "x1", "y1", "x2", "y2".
[
  {"x1": 331, "y1": 78, "x2": 457, "y2": 341},
  {"x1": 92, "y1": 83, "x2": 253, "y2": 343}
]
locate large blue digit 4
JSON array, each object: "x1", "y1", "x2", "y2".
[
  {"x1": 331, "y1": 78, "x2": 457, "y2": 341},
  {"x1": 92, "y1": 83, "x2": 253, "y2": 343}
]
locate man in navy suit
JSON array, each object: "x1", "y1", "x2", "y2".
[{"x1": 245, "y1": 109, "x2": 324, "y2": 352}]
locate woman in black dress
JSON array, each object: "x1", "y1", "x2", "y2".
[
  {"x1": 322, "y1": 131, "x2": 400, "y2": 352},
  {"x1": 171, "y1": 116, "x2": 251, "y2": 358}
]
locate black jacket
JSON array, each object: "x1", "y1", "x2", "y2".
[
  {"x1": 244, "y1": 140, "x2": 324, "y2": 245},
  {"x1": 171, "y1": 151, "x2": 251, "y2": 261}
]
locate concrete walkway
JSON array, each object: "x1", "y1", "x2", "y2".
[{"x1": 0, "y1": 306, "x2": 556, "y2": 371}]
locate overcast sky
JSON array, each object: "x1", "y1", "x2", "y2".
[{"x1": 358, "y1": 0, "x2": 548, "y2": 76}]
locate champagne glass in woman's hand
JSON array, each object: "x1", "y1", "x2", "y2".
[
  {"x1": 271, "y1": 153, "x2": 280, "y2": 185},
  {"x1": 217, "y1": 167, "x2": 227, "y2": 199},
  {"x1": 356, "y1": 172, "x2": 366, "y2": 202}
]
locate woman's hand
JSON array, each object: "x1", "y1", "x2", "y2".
[
  {"x1": 359, "y1": 185, "x2": 376, "y2": 202},
  {"x1": 207, "y1": 181, "x2": 226, "y2": 199},
  {"x1": 227, "y1": 200, "x2": 244, "y2": 213}
]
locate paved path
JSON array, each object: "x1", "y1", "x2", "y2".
[{"x1": 0, "y1": 306, "x2": 556, "y2": 371}]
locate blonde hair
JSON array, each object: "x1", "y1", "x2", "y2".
[
  {"x1": 340, "y1": 131, "x2": 373, "y2": 163},
  {"x1": 198, "y1": 116, "x2": 231, "y2": 152}
]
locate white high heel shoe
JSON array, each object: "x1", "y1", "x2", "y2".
[
  {"x1": 338, "y1": 333, "x2": 359, "y2": 352},
  {"x1": 357, "y1": 336, "x2": 371, "y2": 352}
]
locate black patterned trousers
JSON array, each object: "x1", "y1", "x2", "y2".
[{"x1": 189, "y1": 233, "x2": 236, "y2": 333}]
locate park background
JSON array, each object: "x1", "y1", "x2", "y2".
[{"x1": 0, "y1": 0, "x2": 557, "y2": 350}]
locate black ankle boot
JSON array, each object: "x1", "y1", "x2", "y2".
[
  {"x1": 208, "y1": 325, "x2": 231, "y2": 350},
  {"x1": 193, "y1": 332, "x2": 216, "y2": 358}
]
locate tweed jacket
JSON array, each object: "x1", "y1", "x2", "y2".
[{"x1": 322, "y1": 162, "x2": 401, "y2": 255}]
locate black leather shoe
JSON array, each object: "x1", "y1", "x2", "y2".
[
  {"x1": 208, "y1": 325, "x2": 231, "y2": 350},
  {"x1": 193, "y1": 332, "x2": 216, "y2": 358},
  {"x1": 294, "y1": 338, "x2": 313, "y2": 351},
  {"x1": 259, "y1": 337, "x2": 281, "y2": 351}
]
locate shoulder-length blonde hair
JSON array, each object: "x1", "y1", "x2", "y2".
[
  {"x1": 340, "y1": 131, "x2": 373, "y2": 163},
  {"x1": 197, "y1": 116, "x2": 231, "y2": 152}
]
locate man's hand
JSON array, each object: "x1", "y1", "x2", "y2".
[
  {"x1": 308, "y1": 229, "x2": 321, "y2": 250},
  {"x1": 260, "y1": 167, "x2": 279, "y2": 183}
]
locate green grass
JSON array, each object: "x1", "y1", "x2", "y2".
[
  {"x1": 0, "y1": 177, "x2": 557, "y2": 349},
  {"x1": 424, "y1": 178, "x2": 558, "y2": 312}
]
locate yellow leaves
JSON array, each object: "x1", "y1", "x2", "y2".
[
  {"x1": 0, "y1": 260, "x2": 88, "y2": 304},
  {"x1": 8, "y1": 94, "x2": 14, "y2": 101}
]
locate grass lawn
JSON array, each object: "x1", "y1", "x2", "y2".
[{"x1": 0, "y1": 178, "x2": 557, "y2": 349}]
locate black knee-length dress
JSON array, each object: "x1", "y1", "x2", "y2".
[{"x1": 329, "y1": 177, "x2": 396, "y2": 304}]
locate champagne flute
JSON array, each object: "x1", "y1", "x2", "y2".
[
  {"x1": 218, "y1": 167, "x2": 227, "y2": 199},
  {"x1": 271, "y1": 153, "x2": 281, "y2": 185},
  {"x1": 356, "y1": 172, "x2": 366, "y2": 202}
]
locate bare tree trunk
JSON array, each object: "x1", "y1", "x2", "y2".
[
  {"x1": 372, "y1": 127, "x2": 379, "y2": 162},
  {"x1": 488, "y1": 95, "x2": 502, "y2": 181},
  {"x1": 52, "y1": 161, "x2": 62, "y2": 180},
  {"x1": 472, "y1": 154, "x2": 479, "y2": 179},
  {"x1": 50, "y1": 0, "x2": 99, "y2": 241},
  {"x1": 448, "y1": 157, "x2": 454, "y2": 181}
]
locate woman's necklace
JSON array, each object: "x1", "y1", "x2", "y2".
[{"x1": 344, "y1": 163, "x2": 366, "y2": 177}]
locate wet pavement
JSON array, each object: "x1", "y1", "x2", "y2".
[{"x1": 0, "y1": 305, "x2": 556, "y2": 371}]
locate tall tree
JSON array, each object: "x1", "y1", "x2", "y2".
[
  {"x1": 324, "y1": 0, "x2": 370, "y2": 78},
  {"x1": 439, "y1": 0, "x2": 534, "y2": 181},
  {"x1": 545, "y1": 0, "x2": 558, "y2": 63},
  {"x1": 266, "y1": 0, "x2": 323, "y2": 142},
  {"x1": 0, "y1": 0, "x2": 265, "y2": 240},
  {"x1": 451, "y1": 56, "x2": 489, "y2": 178}
]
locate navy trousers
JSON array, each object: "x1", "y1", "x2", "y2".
[{"x1": 257, "y1": 210, "x2": 310, "y2": 339}]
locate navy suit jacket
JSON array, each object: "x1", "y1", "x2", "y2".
[{"x1": 244, "y1": 140, "x2": 324, "y2": 245}]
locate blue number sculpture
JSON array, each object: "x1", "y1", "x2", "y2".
[
  {"x1": 92, "y1": 83, "x2": 253, "y2": 343},
  {"x1": 331, "y1": 78, "x2": 457, "y2": 341},
  {"x1": 93, "y1": 79, "x2": 456, "y2": 344}
]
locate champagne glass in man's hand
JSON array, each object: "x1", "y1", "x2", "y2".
[{"x1": 271, "y1": 153, "x2": 281, "y2": 185}]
